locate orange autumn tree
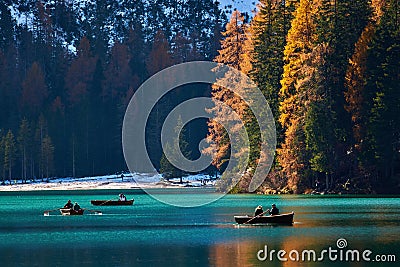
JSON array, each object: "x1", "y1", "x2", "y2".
[
  {"x1": 65, "y1": 36, "x2": 97, "y2": 106},
  {"x1": 278, "y1": 0, "x2": 372, "y2": 193},
  {"x1": 21, "y1": 62, "x2": 48, "y2": 116},
  {"x1": 206, "y1": 10, "x2": 251, "y2": 192},
  {"x1": 278, "y1": 0, "x2": 319, "y2": 192},
  {"x1": 146, "y1": 30, "x2": 174, "y2": 76},
  {"x1": 344, "y1": 0, "x2": 385, "y2": 158},
  {"x1": 64, "y1": 36, "x2": 97, "y2": 177}
]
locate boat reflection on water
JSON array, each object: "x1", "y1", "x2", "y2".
[
  {"x1": 234, "y1": 212, "x2": 294, "y2": 225},
  {"x1": 59, "y1": 208, "x2": 84, "y2": 216}
]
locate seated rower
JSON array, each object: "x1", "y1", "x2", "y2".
[
  {"x1": 254, "y1": 205, "x2": 264, "y2": 216},
  {"x1": 267, "y1": 204, "x2": 280, "y2": 215},
  {"x1": 73, "y1": 202, "x2": 81, "y2": 211},
  {"x1": 119, "y1": 193, "x2": 127, "y2": 201},
  {"x1": 64, "y1": 200, "x2": 73, "y2": 209}
]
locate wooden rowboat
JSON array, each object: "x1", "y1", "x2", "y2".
[
  {"x1": 60, "y1": 208, "x2": 84, "y2": 216},
  {"x1": 90, "y1": 199, "x2": 134, "y2": 206},
  {"x1": 234, "y1": 212, "x2": 294, "y2": 225}
]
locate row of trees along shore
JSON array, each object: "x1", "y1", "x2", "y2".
[
  {"x1": 209, "y1": 0, "x2": 399, "y2": 194},
  {"x1": 0, "y1": 0, "x2": 399, "y2": 194},
  {"x1": 0, "y1": 0, "x2": 226, "y2": 183}
]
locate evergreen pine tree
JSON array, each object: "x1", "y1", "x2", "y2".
[
  {"x1": 344, "y1": 0, "x2": 385, "y2": 176},
  {"x1": 159, "y1": 116, "x2": 191, "y2": 183},
  {"x1": 0, "y1": 131, "x2": 4, "y2": 184},
  {"x1": 41, "y1": 135, "x2": 55, "y2": 179},
  {"x1": 364, "y1": 0, "x2": 400, "y2": 185},
  {"x1": 0, "y1": 3, "x2": 14, "y2": 51},
  {"x1": 247, "y1": 0, "x2": 296, "y2": 143},
  {"x1": 4, "y1": 130, "x2": 16, "y2": 182},
  {"x1": 314, "y1": 0, "x2": 371, "y2": 186},
  {"x1": 18, "y1": 118, "x2": 31, "y2": 183}
]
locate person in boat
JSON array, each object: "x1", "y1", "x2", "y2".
[
  {"x1": 64, "y1": 200, "x2": 73, "y2": 209},
  {"x1": 73, "y1": 202, "x2": 81, "y2": 211},
  {"x1": 267, "y1": 204, "x2": 280, "y2": 215},
  {"x1": 119, "y1": 193, "x2": 127, "y2": 201},
  {"x1": 254, "y1": 205, "x2": 264, "y2": 216}
]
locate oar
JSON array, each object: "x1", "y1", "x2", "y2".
[
  {"x1": 83, "y1": 209, "x2": 102, "y2": 215},
  {"x1": 244, "y1": 210, "x2": 270, "y2": 224},
  {"x1": 43, "y1": 208, "x2": 62, "y2": 216},
  {"x1": 97, "y1": 198, "x2": 116, "y2": 206}
]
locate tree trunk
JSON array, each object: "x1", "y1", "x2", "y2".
[
  {"x1": 8, "y1": 158, "x2": 12, "y2": 183},
  {"x1": 72, "y1": 136, "x2": 76, "y2": 178},
  {"x1": 325, "y1": 172, "x2": 329, "y2": 190},
  {"x1": 23, "y1": 147, "x2": 26, "y2": 183}
]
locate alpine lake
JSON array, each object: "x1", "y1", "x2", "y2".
[{"x1": 0, "y1": 189, "x2": 398, "y2": 266}]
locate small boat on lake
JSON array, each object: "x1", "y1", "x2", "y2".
[
  {"x1": 234, "y1": 212, "x2": 294, "y2": 225},
  {"x1": 59, "y1": 208, "x2": 84, "y2": 216},
  {"x1": 90, "y1": 199, "x2": 134, "y2": 206}
]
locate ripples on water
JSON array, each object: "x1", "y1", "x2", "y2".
[{"x1": 0, "y1": 189, "x2": 399, "y2": 266}]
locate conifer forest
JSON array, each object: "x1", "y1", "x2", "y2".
[{"x1": 0, "y1": 0, "x2": 399, "y2": 194}]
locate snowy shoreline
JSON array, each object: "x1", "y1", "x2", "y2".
[{"x1": 0, "y1": 173, "x2": 216, "y2": 192}]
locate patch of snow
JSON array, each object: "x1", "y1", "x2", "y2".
[
  {"x1": 0, "y1": 171, "x2": 218, "y2": 191},
  {"x1": 9, "y1": 4, "x2": 35, "y2": 29}
]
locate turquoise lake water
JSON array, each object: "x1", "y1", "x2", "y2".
[{"x1": 0, "y1": 189, "x2": 399, "y2": 266}]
